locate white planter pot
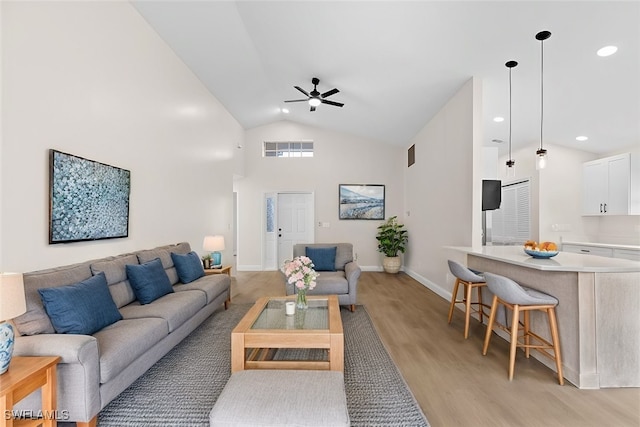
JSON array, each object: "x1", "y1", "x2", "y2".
[{"x1": 382, "y1": 256, "x2": 401, "y2": 274}]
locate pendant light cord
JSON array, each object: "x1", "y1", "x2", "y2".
[
  {"x1": 509, "y1": 66, "x2": 513, "y2": 161},
  {"x1": 540, "y1": 39, "x2": 544, "y2": 151}
]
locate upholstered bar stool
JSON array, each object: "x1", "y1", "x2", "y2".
[
  {"x1": 447, "y1": 260, "x2": 488, "y2": 339},
  {"x1": 481, "y1": 272, "x2": 564, "y2": 385}
]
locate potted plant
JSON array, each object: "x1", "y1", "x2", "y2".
[
  {"x1": 375, "y1": 216, "x2": 408, "y2": 274},
  {"x1": 201, "y1": 254, "x2": 212, "y2": 269}
]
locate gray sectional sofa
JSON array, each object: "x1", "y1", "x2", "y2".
[{"x1": 12, "y1": 242, "x2": 230, "y2": 426}]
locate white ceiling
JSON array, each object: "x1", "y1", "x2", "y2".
[{"x1": 132, "y1": 1, "x2": 639, "y2": 155}]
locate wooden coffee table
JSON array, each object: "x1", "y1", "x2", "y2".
[{"x1": 231, "y1": 295, "x2": 344, "y2": 373}]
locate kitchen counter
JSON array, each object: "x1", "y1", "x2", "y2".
[
  {"x1": 449, "y1": 245, "x2": 640, "y2": 272},
  {"x1": 449, "y1": 245, "x2": 640, "y2": 389}
]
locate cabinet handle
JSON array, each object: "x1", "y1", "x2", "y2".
[
  {"x1": 600, "y1": 203, "x2": 603, "y2": 213},
  {"x1": 604, "y1": 203, "x2": 607, "y2": 213},
  {"x1": 580, "y1": 249, "x2": 590, "y2": 253}
]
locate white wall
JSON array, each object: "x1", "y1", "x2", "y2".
[
  {"x1": 234, "y1": 120, "x2": 403, "y2": 270},
  {"x1": 403, "y1": 78, "x2": 484, "y2": 298},
  {"x1": 0, "y1": 2, "x2": 243, "y2": 272}
]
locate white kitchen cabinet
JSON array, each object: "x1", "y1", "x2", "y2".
[
  {"x1": 562, "y1": 243, "x2": 640, "y2": 261},
  {"x1": 613, "y1": 249, "x2": 640, "y2": 261},
  {"x1": 582, "y1": 153, "x2": 639, "y2": 215},
  {"x1": 562, "y1": 243, "x2": 614, "y2": 257}
]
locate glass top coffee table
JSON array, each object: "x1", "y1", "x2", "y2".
[{"x1": 231, "y1": 295, "x2": 344, "y2": 372}]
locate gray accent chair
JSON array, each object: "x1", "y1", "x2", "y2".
[
  {"x1": 285, "y1": 243, "x2": 361, "y2": 312},
  {"x1": 481, "y1": 272, "x2": 564, "y2": 385}
]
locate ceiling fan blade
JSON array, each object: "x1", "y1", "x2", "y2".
[
  {"x1": 310, "y1": 105, "x2": 316, "y2": 112},
  {"x1": 284, "y1": 99, "x2": 308, "y2": 103},
  {"x1": 294, "y1": 86, "x2": 310, "y2": 97},
  {"x1": 321, "y1": 99, "x2": 344, "y2": 107},
  {"x1": 321, "y1": 88, "x2": 339, "y2": 98}
]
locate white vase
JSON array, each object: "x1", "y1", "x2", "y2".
[{"x1": 382, "y1": 256, "x2": 401, "y2": 274}]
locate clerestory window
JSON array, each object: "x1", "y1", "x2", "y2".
[{"x1": 263, "y1": 141, "x2": 314, "y2": 157}]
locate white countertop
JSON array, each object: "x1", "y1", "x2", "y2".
[
  {"x1": 448, "y1": 245, "x2": 640, "y2": 273},
  {"x1": 561, "y1": 241, "x2": 640, "y2": 251}
]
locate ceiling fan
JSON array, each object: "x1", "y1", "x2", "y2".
[{"x1": 284, "y1": 77, "x2": 344, "y2": 112}]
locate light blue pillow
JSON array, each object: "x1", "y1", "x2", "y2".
[
  {"x1": 171, "y1": 251, "x2": 205, "y2": 284},
  {"x1": 126, "y1": 258, "x2": 174, "y2": 304},
  {"x1": 38, "y1": 272, "x2": 122, "y2": 335},
  {"x1": 305, "y1": 247, "x2": 337, "y2": 272}
]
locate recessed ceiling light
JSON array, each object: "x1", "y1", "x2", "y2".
[
  {"x1": 576, "y1": 136, "x2": 589, "y2": 141},
  {"x1": 281, "y1": 108, "x2": 290, "y2": 114},
  {"x1": 597, "y1": 46, "x2": 618, "y2": 57},
  {"x1": 493, "y1": 117, "x2": 505, "y2": 123}
]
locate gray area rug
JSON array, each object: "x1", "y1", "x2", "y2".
[{"x1": 98, "y1": 304, "x2": 429, "y2": 426}]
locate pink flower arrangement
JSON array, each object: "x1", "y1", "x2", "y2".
[{"x1": 282, "y1": 256, "x2": 319, "y2": 291}]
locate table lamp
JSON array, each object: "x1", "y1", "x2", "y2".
[
  {"x1": 203, "y1": 235, "x2": 225, "y2": 268},
  {"x1": 0, "y1": 272, "x2": 27, "y2": 374}
]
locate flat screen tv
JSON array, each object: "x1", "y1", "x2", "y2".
[
  {"x1": 482, "y1": 179, "x2": 502, "y2": 211},
  {"x1": 49, "y1": 150, "x2": 130, "y2": 244}
]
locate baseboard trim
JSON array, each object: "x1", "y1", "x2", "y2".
[
  {"x1": 360, "y1": 265, "x2": 384, "y2": 272},
  {"x1": 403, "y1": 268, "x2": 450, "y2": 301},
  {"x1": 236, "y1": 265, "x2": 263, "y2": 271}
]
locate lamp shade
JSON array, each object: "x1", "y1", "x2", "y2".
[
  {"x1": 0, "y1": 272, "x2": 26, "y2": 321},
  {"x1": 203, "y1": 235, "x2": 225, "y2": 252}
]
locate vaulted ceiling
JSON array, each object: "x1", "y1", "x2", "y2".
[{"x1": 133, "y1": 1, "x2": 639, "y2": 155}]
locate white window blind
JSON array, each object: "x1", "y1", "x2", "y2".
[{"x1": 491, "y1": 179, "x2": 530, "y2": 245}]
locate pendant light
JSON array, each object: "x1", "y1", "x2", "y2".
[
  {"x1": 505, "y1": 60, "x2": 518, "y2": 178},
  {"x1": 535, "y1": 30, "x2": 551, "y2": 170}
]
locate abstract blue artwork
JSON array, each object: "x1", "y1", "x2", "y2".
[
  {"x1": 339, "y1": 184, "x2": 385, "y2": 220},
  {"x1": 49, "y1": 150, "x2": 130, "y2": 243}
]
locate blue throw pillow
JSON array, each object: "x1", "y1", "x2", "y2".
[
  {"x1": 126, "y1": 258, "x2": 174, "y2": 304},
  {"x1": 38, "y1": 272, "x2": 122, "y2": 335},
  {"x1": 171, "y1": 251, "x2": 205, "y2": 284},
  {"x1": 305, "y1": 246, "x2": 337, "y2": 272}
]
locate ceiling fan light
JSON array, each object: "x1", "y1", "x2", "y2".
[
  {"x1": 597, "y1": 45, "x2": 618, "y2": 57},
  {"x1": 309, "y1": 97, "x2": 321, "y2": 107}
]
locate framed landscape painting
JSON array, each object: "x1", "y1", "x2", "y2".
[
  {"x1": 339, "y1": 184, "x2": 385, "y2": 220},
  {"x1": 49, "y1": 150, "x2": 131, "y2": 244}
]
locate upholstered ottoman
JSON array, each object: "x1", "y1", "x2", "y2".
[{"x1": 209, "y1": 370, "x2": 350, "y2": 427}]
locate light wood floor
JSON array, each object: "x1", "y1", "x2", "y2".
[{"x1": 230, "y1": 270, "x2": 640, "y2": 427}]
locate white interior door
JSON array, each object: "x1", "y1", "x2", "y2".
[{"x1": 277, "y1": 193, "x2": 314, "y2": 267}]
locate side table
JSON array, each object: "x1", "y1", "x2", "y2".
[
  {"x1": 0, "y1": 356, "x2": 61, "y2": 427},
  {"x1": 204, "y1": 265, "x2": 232, "y2": 277},
  {"x1": 204, "y1": 265, "x2": 232, "y2": 309}
]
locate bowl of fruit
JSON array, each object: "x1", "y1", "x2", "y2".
[{"x1": 523, "y1": 240, "x2": 559, "y2": 258}]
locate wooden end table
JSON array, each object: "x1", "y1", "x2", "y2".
[
  {"x1": 204, "y1": 265, "x2": 232, "y2": 309},
  {"x1": 0, "y1": 356, "x2": 61, "y2": 427},
  {"x1": 204, "y1": 265, "x2": 232, "y2": 277}
]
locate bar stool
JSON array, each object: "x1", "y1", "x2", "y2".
[
  {"x1": 481, "y1": 272, "x2": 564, "y2": 385},
  {"x1": 447, "y1": 260, "x2": 488, "y2": 339}
]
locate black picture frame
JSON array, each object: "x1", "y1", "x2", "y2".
[
  {"x1": 49, "y1": 150, "x2": 131, "y2": 244},
  {"x1": 339, "y1": 184, "x2": 385, "y2": 220}
]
